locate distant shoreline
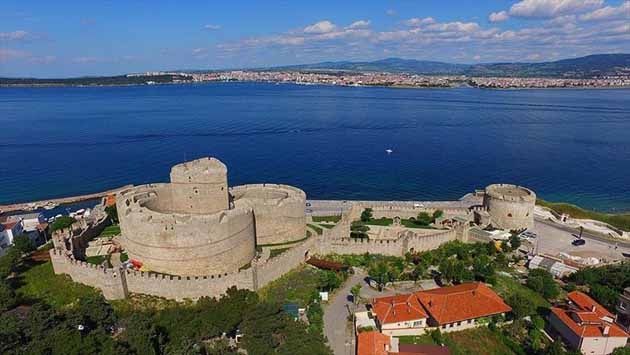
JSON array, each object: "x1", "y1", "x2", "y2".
[
  {"x1": 0, "y1": 185, "x2": 132, "y2": 214},
  {"x1": 1, "y1": 80, "x2": 629, "y2": 90}
]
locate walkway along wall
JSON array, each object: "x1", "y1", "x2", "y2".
[
  {"x1": 49, "y1": 201, "x2": 469, "y2": 301},
  {"x1": 50, "y1": 235, "x2": 319, "y2": 301}
]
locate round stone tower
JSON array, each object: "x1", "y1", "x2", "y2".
[
  {"x1": 483, "y1": 183, "x2": 536, "y2": 231},
  {"x1": 169, "y1": 157, "x2": 229, "y2": 215}
]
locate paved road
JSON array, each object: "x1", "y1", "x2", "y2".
[
  {"x1": 535, "y1": 217, "x2": 630, "y2": 248},
  {"x1": 305, "y1": 199, "x2": 480, "y2": 216},
  {"x1": 531, "y1": 218, "x2": 630, "y2": 261},
  {"x1": 324, "y1": 268, "x2": 367, "y2": 355}
]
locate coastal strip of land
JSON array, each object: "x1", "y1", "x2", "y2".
[{"x1": 0, "y1": 185, "x2": 132, "y2": 213}]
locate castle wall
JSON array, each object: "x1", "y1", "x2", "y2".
[
  {"x1": 370, "y1": 206, "x2": 470, "y2": 220},
  {"x1": 231, "y1": 184, "x2": 307, "y2": 245},
  {"x1": 118, "y1": 185, "x2": 256, "y2": 276},
  {"x1": 254, "y1": 236, "x2": 318, "y2": 288},
  {"x1": 169, "y1": 157, "x2": 229, "y2": 215},
  {"x1": 124, "y1": 268, "x2": 255, "y2": 301},
  {"x1": 49, "y1": 249, "x2": 127, "y2": 300},
  {"x1": 483, "y1": 184, "x2": 535, "y2": 231}
]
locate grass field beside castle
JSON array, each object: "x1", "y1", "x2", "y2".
[
  {"x1": 16, "y1": 261, "x2": 100, "y2": 309},
  {"x1": 397, "y1": 327, "x2": 517, "y2": 355},
  {"x1": 537, "y1": 199, "x2": 630, "y2": 232}
]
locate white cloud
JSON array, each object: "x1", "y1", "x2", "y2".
[
  {"x1": 72, "y1": 56, "x2": 100, "y2": 63},
  {"x1": 425, "y1": 21, "x2": 480, "y2": 33},
  {"x1": 403, "y1": 17, "x2": 436, "y2": 26},
  {"x1": 509, "y1": 0, "x2": 603, "y2": 18},
  {"x1": 204, "y1": 24, "x2": 221, "y2": 30},
  {"x1": 0, "y1": 48, "x2": 29, "y2": 61},
  {"x1": 489, "y1": 11, "x2": 509, "y2": 22},
  {"x1": 386, "y1": 9, "x2": 397, "y2": 16},
  {"x1": 473, "y1": 55, "x2": 482, "y2": 60},
  {"x1": 346, "y1": 20, "x2": 370, "y2": 29},
  {"x1": 304, "y1": 20, "x2": 336, "y2": 34},
  {"x1": 0, "y1": 30, "x2": 29, "y2": 41},
  {"x1": 527, "y1": 53, "x2": 542, "y2": 60},
  {"x1": 579, "y1": 1, "x2": 630, "y2": 21}
]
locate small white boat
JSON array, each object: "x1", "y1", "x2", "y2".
[{"x1": 385, "y1": 149, "x2": 393, "y2": 154}]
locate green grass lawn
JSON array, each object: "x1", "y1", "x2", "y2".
[
  {"x1": 397, "y1": 328, "x2": 517, "y2": 355},
  {"x1": 537, "y1": 199, "x2": 630, "y2": 232},
  {"x1": 319, "y1": 224, "x2": 335, "y2": 229},
  {"x1": 365, "y1": 217, "x2": 393, "y2": 226},
  {"x1": 493, "y1": 274, "x2": 550, "y2": 310},
  {"x1": 308, "y1": 224, "x2": 324, "y2": 235},
  {"x1": 16, "y1": 261, "x2": 101, "y2": 309},
  {"x1": 269, "y1": 247, "x2": 291, "y2": 258},
  {"x1": 397, "y1": 334, "x2": 436, "y2": 345},
  {"x1": 258, "y1": 266, "x2": 326, "y2": 307},
  {"x1": 401, "y1": 219, "x2": 437, "y2": 229},
  {"x1": 99, "y1": 224, "x2": 121, "y2": 237},
  {"x1": 86, "y1": 255, "x2": 112, "y2": 267},
  {"x1": 312, "y1": 215, "x2": 341, "y2": 223}
]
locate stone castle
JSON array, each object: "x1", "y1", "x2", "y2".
[
  {"x1": 116, "y1": 157, "x2": 305, "y2": 276},
  {"x1": 49, "y1": 157, "x2": 535, "y2": 301}
]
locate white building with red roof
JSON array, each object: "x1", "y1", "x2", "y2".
[
  {"x1": 549, "y1": 291, "x2": 628, "y2": 355},
  {"x1": 370, "y1": 282, "x2": 512, "y2": 335},
  {"x1": 0, "y1": 219, "x2": 24, "y2": 256},
  {"x1": 415, "y1": 282, "x2": 512, "y2": 332},
  {"x1": 371, "y1": 293, "x2": 428, "y2": 336}
]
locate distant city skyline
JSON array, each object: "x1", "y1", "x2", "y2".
[{"x1": 1, "y1": 0, "x2": 629, "y2": 77}]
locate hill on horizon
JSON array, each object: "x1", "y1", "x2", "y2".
[{"x1": 269, "y1": 54, "x2": 630, "y2": 78}]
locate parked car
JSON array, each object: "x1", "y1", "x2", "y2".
[
  {"x1": 572, "y1": 239, "x2": 586, "y2": 246},
  {"x1": 519, "y1": 231, "x2": 537, "y2": 239}
]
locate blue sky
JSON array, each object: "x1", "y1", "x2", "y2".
[{"x1": 1, "y1": 0, "x2": 628, "y2": 77}]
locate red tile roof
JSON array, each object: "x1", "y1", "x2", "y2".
[
  {"x1": 357, "y1": 331, "x2": 391, "y2": 355},
  {"x1": 415, "y1": 282, "x2": 512, "y2": 325},
  {"x1": 372, "y1": 293, "x2": 428, "y2": 325},
  {"x1": 550, "y1": 291, "x2": 629, "y2": 339},
  {"x1": 1, "y1": 221, "x2": 18, "y2": 230}
]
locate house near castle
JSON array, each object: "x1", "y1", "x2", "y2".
[
  {"x1": 549, "y1": 291, "x2": 628, "y2": 355},
  {"x1": 415, "y1": 282, "x2": 512, "y2": 332},
  {"x1": 369, "y1": 282, "x2": 512, "y2": 336},
  {"x1": 371, "y1": 293, "x2": 428, "y2": 336}
]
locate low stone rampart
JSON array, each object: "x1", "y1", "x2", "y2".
[
  {"x1": 49, "y1": 249, "x2": 127, "y2": 300},
  {"x1": 231, "y1": 184, "x2": 306, "y2": 245}
]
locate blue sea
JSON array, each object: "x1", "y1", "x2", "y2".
[{"x1": 1, "y1": 83, "x2": 629, "y2": 212}]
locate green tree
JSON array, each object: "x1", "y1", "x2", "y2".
[
  {"x1": 0, "y1": 281, "x2": 16, "y2": 312},
  {"x1": 319, "y1": 271, "x2": 342, "y2": 291},
  {"x1": 473, "y1": 255, "x2": 496, "y2": 283},
  {"x1": 124, "y1": 313, "x2": 167, "y2": 355},
  {"x1": 432, "y1": 210, "x2": 444, "y2": 220},
  {"x1": 0, "y1": 247, "x2": 20, "y2": 279},
  {"x1": 0, "y1": 313, "x2": 24, "y2": 355},
  {"x1": 51, "y1": 216, "x2": 76, "y2": 232},
  {"x1": 13, "y1": 234, "x2": 35, "y2": 254},
  {"x1": 507, "y1": 293, "x2": 536, "y2": 318},
  {"x1": 590, "y1": 284, "x2": 619, "y2": 310},
  {"x1": 69, "y1": 293, "x2": 116, "y2": 331},
  {"x1": 416, "y1": 212, "x2": 433, "y2": 226},
  {"x1": 368, "y1": 261, "x2": 390, "y2": 290},
  {"x1": 360, "y1": 208, "x2": 373, "y2": 222},
  {"x1": 105, "y1": 205, "x2": 119, "y2": 224},
  {"x1": 350, "y1": 283, "x2": 362, "y2": 304},
  {"x1": 612, "y1": 347, "x2": 630, "y2": 355},
  {"x1": 527, "y1": 269, "x2": 560, "y2": 300},
  {"x1": 509, "y1": 234, "x2": 521, "y2": 250}
]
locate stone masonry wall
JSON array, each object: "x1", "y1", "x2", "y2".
[
  {"x1": 231, "y1": 184, "x2": 307, "y2": 245},
  {"x1": 118, "y1": 184, "x2": 256, "y2": 276},
  {"x1": 49, "y1": 249, "x2": 127, "y2": 300}
]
